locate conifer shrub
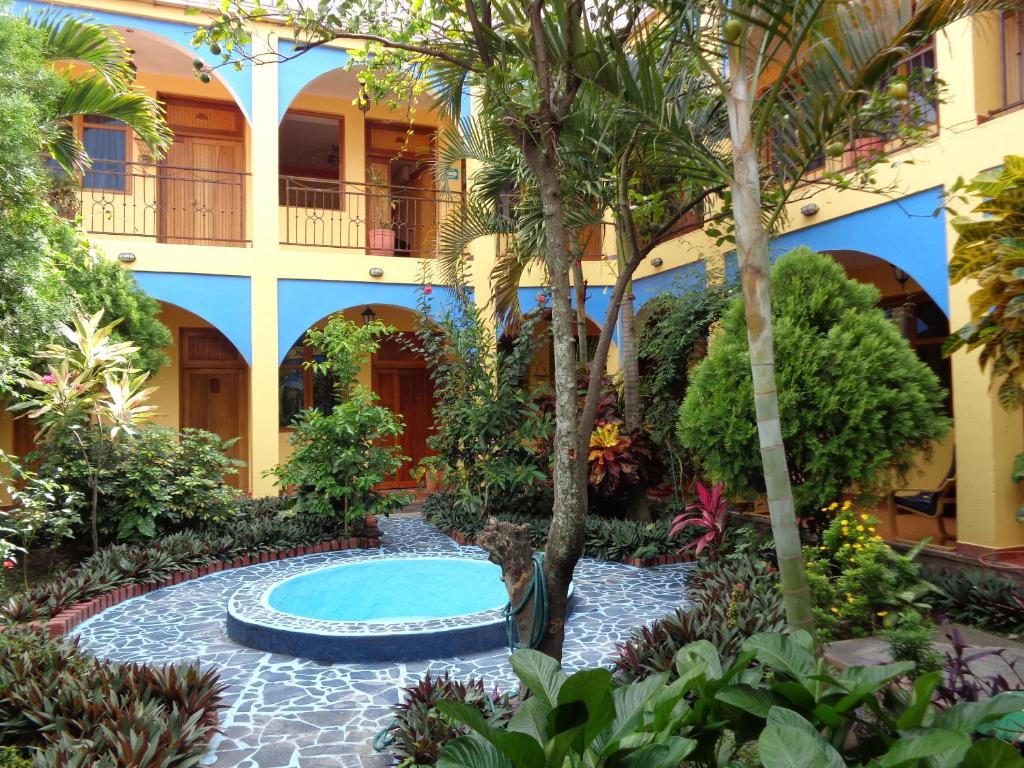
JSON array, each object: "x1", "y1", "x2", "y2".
[{"x1": 678, "y1": 248, "x2": 950, "y2": 519}]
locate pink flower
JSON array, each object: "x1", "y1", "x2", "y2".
[
  {"x1": 2, "y1": 559, "x2": 15, "y2": 570},
  {"x1": 41, "y1": 374, "x2": 55, "y2": 385},
  {"x1": 422, "y1": 285, "x2": 433, "y2": 295},
  {"x1": 573, "y1": 259, "x2": 581, "y2": 268},
  {"x1": 536, "y1": 294, "x2": 547, "y2": 304}
]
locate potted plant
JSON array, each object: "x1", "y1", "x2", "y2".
[{"x1": 367, "y1": 167, "x2": 396, "y2": 256}]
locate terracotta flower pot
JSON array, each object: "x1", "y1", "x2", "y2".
[{"x1": 368, "y1": 228, "x2": 396, "y2": 256}]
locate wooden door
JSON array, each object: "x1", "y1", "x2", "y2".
[
  {"x1": 372, "y1": 335, "x2": 435, "y2": 488},
  {"x1": 159, "y1": 136, "x2": 244, "y2": 245},
  {"x1": 179, "y1": 329, "x2": 249, "y2": 491}
]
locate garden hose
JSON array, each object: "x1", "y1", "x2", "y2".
[{"x1": 504, "y1": 552, "x2": 548, "y2": 652}]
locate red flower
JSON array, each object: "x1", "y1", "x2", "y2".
[
  {"x1": 573, "y1": 259, "x2": 581, "y2": 268},
  {"x1": 41, "y1": 374, "x2": 55, "y2": 385},
  {"x1": 536, "y1": 294, "x2": 547, "y2": 304},
  {"x1": 2, "y1": 559, "x2": 15, "y2": 570},
  {"x1": 422, "y1": 285, "x2": 433, "y2": 295}
]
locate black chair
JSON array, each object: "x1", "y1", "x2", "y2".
[{"x1": 887, "y1": 459, "x2": 956, "y2": 546}]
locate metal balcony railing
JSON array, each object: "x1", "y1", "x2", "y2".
[
  {"x1": 280, "y1": 176, "x2": 464, "y2": 258},
  {"x1": 68, "y1": 160, "x2": 249, "y2": 246}
]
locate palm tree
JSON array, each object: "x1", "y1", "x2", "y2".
[
  {"x1": 600, "y1": 0, "x2": 1019, "y2": 634},
  {"x1": 29, "y1": 13, "x2": 170, "y2": 174}
]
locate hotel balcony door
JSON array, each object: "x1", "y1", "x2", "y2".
[
  {"x1": 372, "y1": 334, "x2": 436, "y2": 488},
  {"x1": 179, "y1": 328, "x2": 250, "y2": 491},
  {"x1": 158, "y1": 96, "x2": 245, "y2": 246}
]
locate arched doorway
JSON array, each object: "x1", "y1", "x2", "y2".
[
  {"x1": 829, "y1": 250, "x2": 955, "y2": 544},
  {"x1": 278, "y1": 305, "x2": 436, "y2": 489}
]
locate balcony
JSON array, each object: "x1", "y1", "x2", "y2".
[
  {"x1": 279, "y1": 177, "x2": 463, "y2": 258},
  {"x1": 71, "y1": 160, "x2": 249, "y2": 247}
]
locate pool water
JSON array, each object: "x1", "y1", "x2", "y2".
[{"x1": 266, "y1": 557, "x2": 508, "y2": 623}]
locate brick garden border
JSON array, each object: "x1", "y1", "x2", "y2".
[
  {"x1": 443, "y1": 529, "x2": 691, "y2": 568},
  {"x1": 19, "y1": 521, "x2": 382, "y2": 639}
]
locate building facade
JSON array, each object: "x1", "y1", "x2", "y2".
[{"x1": 2, "y1": 0, "x2": 1023, "y2": 556}]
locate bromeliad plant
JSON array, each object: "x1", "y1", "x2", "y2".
[
  {"x1": 11, "y1": 311, "x2": 157, "y2": 552},
  {"x1": 669, "y1": 481, "x2": 729, "y2": 558}
]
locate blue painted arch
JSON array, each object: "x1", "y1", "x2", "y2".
[
  {"x1": 725, "y1": 186, "x2": 949, "y2": 315},
  {"x1": 133, "y1": 272, "x2": 253, "y2": 363},
  {"x1": 14, "y1": 0, "x2": 253, "y2": 123},
  {"x1": 278, "y1": 280, "x2": 463, "y2": 364},
  {"x1": 632, "y1": 260, "x2": 707, "y2": 312}
]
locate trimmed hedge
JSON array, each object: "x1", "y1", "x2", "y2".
[
  {"x1": 0, "y1": 626, "x2": 223, "y2": 765},
  {"x1": 2, "y1": 498, "x2": 380, "y2": 626}
]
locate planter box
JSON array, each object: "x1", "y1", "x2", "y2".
[{"x1": 348, "y1": 537, "x2": 360, "y2": 549}]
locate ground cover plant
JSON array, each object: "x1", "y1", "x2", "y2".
[
  {"x1": 0, "y1": 496, "x2": 369, "y2": 624},
  {"x1": 925, "y1": 567, "x2": 1024, "y2": 637},
  {"x1": 0, "y1": 625, "x2": 223, "y2": 766}
]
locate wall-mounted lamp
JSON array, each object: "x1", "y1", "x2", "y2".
[
  {"x1": 651, "y1": 257, "x2": 664, "y2": 267},
  {"x1": 117, "y1": 252, "x2": 136, "y2": 263},
  {"x1": 800, "y1": 203, "x2": 820, "y2": 217},
  {"x1": 368, "y1": 267, "x2": 384, "y2": 278},
  {"x1": 361, "y1": 306, "x2": 377, "y2": 325},
  {"x1": 356, "y1": 86, "x2": 371, "y2": 114},
  {"x1": 891, "y1": 266, "x2": 911, "y2": 291}
]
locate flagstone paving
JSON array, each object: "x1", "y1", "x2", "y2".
[{"x1": 74, "y1": 516, "x2": 690, "y2": 768}]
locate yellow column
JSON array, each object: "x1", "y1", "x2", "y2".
[{"x1": 247, "y1": 34, "x2": 282, "y2": 495}]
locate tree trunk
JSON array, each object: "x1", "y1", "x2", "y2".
[
  {"x1": 90, "y1": 474, "x2": 99, "y2": 553},
  {"x1": 477, "y1": 517, "x2": 536, "y2": 647},
  {"x1": 522, "y1": 141, "x2": 584, "y2": 661},
  {"x1": 571, "y1": 258, "x2": 588, "y2": 364},
  {"x1": 726, "y1": 42, "x2": 815, "y2": 636}
]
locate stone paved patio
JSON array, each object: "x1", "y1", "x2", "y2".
[{"x1": 73, "y1": 516, "x2": 690, "y2": 768}]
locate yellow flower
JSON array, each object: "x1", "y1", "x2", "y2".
[
  {"x1": 830, "y1": 607, "x2": 839, "y2": 613},
  {"x1": 820, "y1": 546, "x2": 827, "y2": 550},
  {"x1": 876, "y1": 611, "x2": 888, "y2": 617},
  {"x1": 829, "y1": 502, "x2": 839, "y2": 511},
  {"x1": 846, "y1": 594, "x2": 855, "y2": 603},
  {"x1": 843, "y1": 500, "x2": 852, "y2": 510},
  {"x1": 850, "y1": 558, "x2": 856, "y2": 563},
  {"x1": 856, "y1": 525, "x2": 865, "y2": 532},
  {"x1": 868, "y1": 527, "x2": 876, "y2": 533},
  {"x1": 860, "y1": 513, "x2": 869, "y2": 521},
  {"x1": 854, "y1": 543, "x2": 862, "y2": 549}
]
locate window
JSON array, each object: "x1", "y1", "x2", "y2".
[
  {"x1": 888, "y1": 38, "x2": 939, "y2": 130},
  {"x1": 81, "y1": 116, "x2": 129, "y2": 191},
  {"x1": 1002, "y1": 11, "x2": 1024, "y2": 110},
  {"x1": 278, "y1": 344, "x2": 338, "y2": 428}
]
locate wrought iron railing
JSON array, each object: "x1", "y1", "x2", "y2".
[
  {"x1": 280, "y1": 176, "x2": 464, "y2": 257},
  {"x1": 70, "y1": 160, "x2": 249, "y2": 246}
]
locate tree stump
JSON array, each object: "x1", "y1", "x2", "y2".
[{"x1": 477, "y1": 517, "x2": 537, "y2": 648}]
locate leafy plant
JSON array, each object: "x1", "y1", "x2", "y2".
[
  {"x1": 804, "y1": 505, "x2": 933, "y2": 641},
  {"x1": 12, "y1": 311, "x2": 157, "y2": 552},
  {"x1": 613, "y1": 554, "x2": 785, "y2": 682},
  {"x1": 0, "y1": 747, "x2": 30, "y2": 768},
  {"x1": 382, "y1": 672, "x2": 515, "y2": 766},
  {"x1": 32, "y1": 426, "x2": 242, "y2": 544},
  {"x1": 438, "y1": 634, "x2": 1024, "y2": 768},
  {"x1": 924, "y1": 567, "x2": 1024, "y2": 636},
  {"x1": 273, "y1": 314, "x2": 407, "y2": 531},
  {"x1": 410, "y1": 282, "x2": 552, "y2": 520},
  {"x1": 934, "y1": 624, "x2": 1024, "y2": 708},
  {"x1": 0, "y1": 625, "x2": 223, "y2": 764},
  {"x1": 669, "y1": 481, "x2": 728, "y2": 558},
  {"x1": 679, "y1": 248, "x2": 950, "y2": 521}
]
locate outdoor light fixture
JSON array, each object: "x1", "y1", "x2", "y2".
[
  {"x1": 357, "y1": 86, "x2": 371, "y2": 114},
  {"x1": 361, "y1": 306, "x2": 377, "y2": 325},
  {"x1": 368, "y1": 267, "x2": 384, "y2": 277},
  {"x1": 117, "y1": 252, "x2": 136, "y2": 263},
  {"x1": 800, "y1": 203, "x2": 820, "y2": 217},
  {"x1": 891, "y1": 266, "x2": 911, "y2": 291},
  {"x1": 651, "y1": 257, "x2": 664, "y2": 267}
]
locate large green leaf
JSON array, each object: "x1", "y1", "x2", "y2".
[
  {"x1": 876, "y1": 728, "x2": 971, "y2": 768},
  {"x1": 715, "y1": 683, "x2": 775, "y2": 718},
  {"x1": 510, "y1": 649, "x2": 567, "y2": 709},
  {"x1": 936, "y1": 693, "x2": 1024, "y2": 734},
  {"x1": 961, "y1": 738, "x2": 1024, "y2": 768},
  {"x1": 507, "y1": 696, "x2": 550, "y2": 745},
  {"x1": 896, "y1": 671, "x2": 942, "y2": 730},
  {"x1": 757, "y1": 707, "x2": 844, "y2": 768},
  {"x1": 557, "y1": 668, "x2": 615, "y2": 743},
  {"x1": 436, "y1": 701, "x2": 545, "y2": 768},
  {"x1": 743, "y1": 632, "x2": 817, "y2": 686},
  {"x1": 438, "y1": 736, "x2": 515, "y2": 768},
  {"x1": 614, "y1": 736, "x2": 697, "y2": 768},
  {"x1": 595, "y1": 673, "x2": 671, "y2": 757},
  {"x1": 832, "y1": 662, "x2": 916, "y2": 713}
]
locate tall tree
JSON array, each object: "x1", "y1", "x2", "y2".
[{"x1": 600, "y1": 0, "x2": 1018, "y2": 634}]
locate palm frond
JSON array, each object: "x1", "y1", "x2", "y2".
[{"x1": 31, "y1": 12, "x2": 135, "y2": 90}]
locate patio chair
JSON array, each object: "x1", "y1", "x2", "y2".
[{"x1": 886, "y1": 459, "x2": 956, "y2": 547}]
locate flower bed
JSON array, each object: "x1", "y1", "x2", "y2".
[{"x1": 2, "y1": 512, "x2": 380, "y2": 633}]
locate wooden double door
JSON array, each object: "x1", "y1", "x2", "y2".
[
  {"x1": 372, "y1": 334, "x2": 436, "y2": 489},
  {"x1": 179, "y1": 329, "x2": 249, "y2": 491}
]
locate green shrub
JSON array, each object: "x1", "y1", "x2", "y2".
[
  {"x1": 678, "y1": 248, "x2": 950, "y2": 518},
  {"x1": 883, "y1": 611, "x2": 943, "y2": 674},
  {"x1": 924, "y1": 567, "x2": 1024, "y2": 636},
  {"x1": 33, "y1": 426, "x2": 243, "y2": 544},
  {"x1": 273, "y1": 314, "x2": 407, "y2": 531},
  {"x1": 0, "y1": 626, "x2": 222, "y2": 763},
  {"x1": 0, "y1": 747, "x2": 30, "y2": 768},
  {"x1": 382, "y1": 672, "x2": 514, "y2": 766},
  {"x1": 411, "y1": 285, "x2": 552, "y2": 519},
  {"x1": 804, "y1": 505, "x2": 932, "y2": 641},
  {"x1": 612, "y1": 554, "x2": 785, "y2": 682}
]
